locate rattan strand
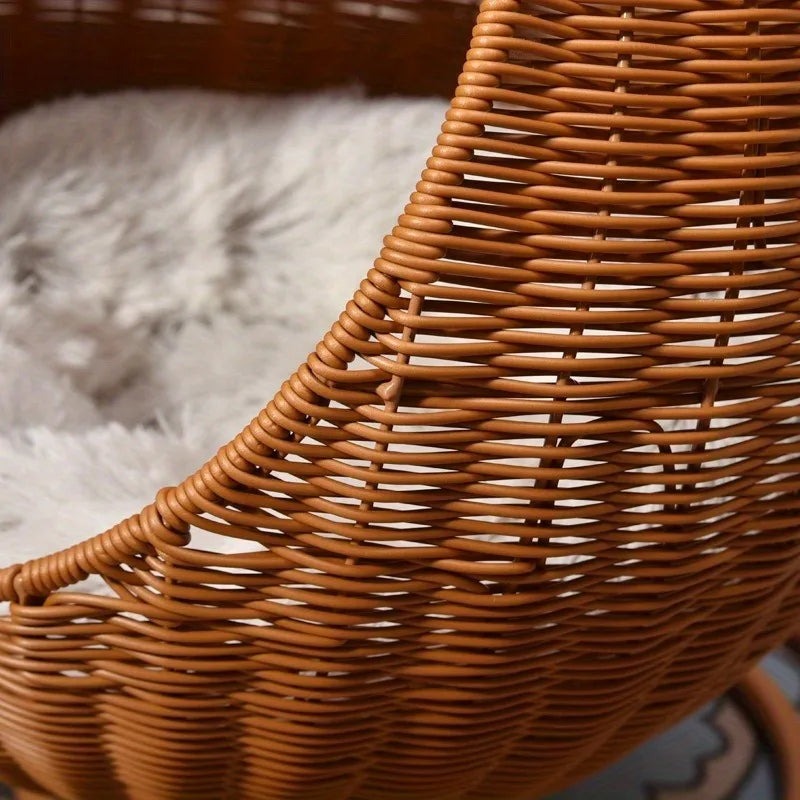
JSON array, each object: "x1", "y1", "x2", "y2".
[{"x1": 2, "y1": 1, "x2": 800, "y2": 798}]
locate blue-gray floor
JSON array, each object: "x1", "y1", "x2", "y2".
[{"x1": 547, "y1": 647, "x2": 799, "y2": 800}]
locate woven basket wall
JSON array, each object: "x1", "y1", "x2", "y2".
[{"x1": 2, "y1": 1, "x2": 800, "y2": 799}]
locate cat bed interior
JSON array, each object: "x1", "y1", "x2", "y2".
[{"x1": 0, "y1": 88, "x2": 446, "y2": 600}]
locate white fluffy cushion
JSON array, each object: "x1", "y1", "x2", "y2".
[{"x1": 0, "y1": 88, "x2": 447, "y2": 594}]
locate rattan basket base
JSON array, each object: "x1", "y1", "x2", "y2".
[
  {"x1": 736, "y1": 669, "x2": 800, "y2": 800},
  {"x1": 10, "y1": 665, "x2": 800, "y2": 800}
]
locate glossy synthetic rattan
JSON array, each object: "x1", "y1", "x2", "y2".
[{"x1": 2, "y1": 1, "x2": 800, "y2": 799}]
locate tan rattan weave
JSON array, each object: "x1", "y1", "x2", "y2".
[{"x1": 2, "y1": 1, "x2": 800, "y2": 798}]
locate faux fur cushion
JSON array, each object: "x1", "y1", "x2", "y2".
[{"x1": 0, "y1": 88, "x2": 446, "y2": 599}]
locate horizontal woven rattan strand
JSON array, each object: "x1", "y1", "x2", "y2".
[{"x1": 2, "y1": 1, "x2": 800, "y2": 799}]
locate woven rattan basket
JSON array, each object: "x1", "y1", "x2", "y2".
[{"x1": 2, "y1": 2, "x2": 800, "y2": 799}]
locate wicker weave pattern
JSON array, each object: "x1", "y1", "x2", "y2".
[
  {"x1": 0, "y1": 0, "x2": 476, "y2": 115},
  {"x1": 3, "y1": 1, "x2": 800, "y2": 798}
]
